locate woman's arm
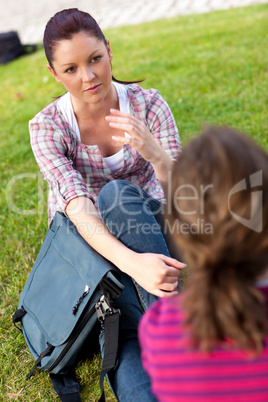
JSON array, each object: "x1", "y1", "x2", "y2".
[
  {"x1": 30, "y1": 108, "x2": 184, "y2": 296},
  {"x1": 66, "y1": 196, "x2": 185, "y2": 297},
  {"x1": 29, "y1": 111, "x2": 94, "y2": 221}
]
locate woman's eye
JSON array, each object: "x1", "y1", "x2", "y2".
[
  {"x1": 65, "y1": 67, "x2": 76, "y2": 74},
  {"x1": 91, "y1": 56, "x2": 101, "y2": 63}
]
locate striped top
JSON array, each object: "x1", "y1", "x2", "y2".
[
  {"x1": 139, "y1": 287, "x2": 268, "y2": 402},
  {"x1": 29, "y1": 83, "x2": 181, "y2": 224}
]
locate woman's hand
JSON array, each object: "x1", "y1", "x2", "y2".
[
  {"x1": 105, "y1": 109, "x2": 166, "y2": 164},
  {"x1": 119, "y1": 251, "x2": 186, "y2": 298},
  {"x1": 105, "y1": 109, "x2": 174, "y2": 185},
  {"x1": 67, "y1": 197, "x2": 186, "y2": 298}
]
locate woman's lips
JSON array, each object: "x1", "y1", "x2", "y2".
[{"x1": 84, "y1": 84, "x2": 101, "y2": 93}]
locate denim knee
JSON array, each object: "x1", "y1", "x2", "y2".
[{"x1": 98, "y1": 180, "x2": 145, "y2": 217}]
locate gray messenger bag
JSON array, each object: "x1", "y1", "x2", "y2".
[{"x1": 13, "y1": 211, "x2": 124, "y2": 401}]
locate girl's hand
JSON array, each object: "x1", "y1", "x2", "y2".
[
  {"x1": 105, "y1": 109, "x2": 163, "y2": 164},
  {"x1": 121, "y1": 252, "x2": 186, "y2": 298}
]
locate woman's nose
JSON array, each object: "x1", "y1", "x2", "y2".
[{"x1": 81, "y1": 66, "x2": 95, "y2": 82}]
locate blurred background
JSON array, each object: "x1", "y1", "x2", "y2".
[{"x1": 0, "y1": 0, "x2": 267, "y2": 45}]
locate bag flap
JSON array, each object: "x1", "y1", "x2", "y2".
[{"x1": 19, "y1": 212, "x2": 119, "y2": 346}]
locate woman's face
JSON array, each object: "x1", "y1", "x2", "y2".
[{"x1": 48, "y1": 32, "x2": 113, "y2": 106}]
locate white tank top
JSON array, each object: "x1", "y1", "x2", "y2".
[{"x1": 57, "y1": 82, "x2": 130, "y2": 173}]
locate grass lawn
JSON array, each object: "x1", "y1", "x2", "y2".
[{"x1": 0, "y1": 3, "x2": 267, "y2": 401}]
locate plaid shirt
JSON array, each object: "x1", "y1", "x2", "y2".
[{"x1": 29, "y1": 84, "x2": 181, "y2": 224}]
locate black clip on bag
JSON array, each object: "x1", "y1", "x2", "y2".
[{"x1": 13, "y1": 212, "x2": 124, "y2": 401}]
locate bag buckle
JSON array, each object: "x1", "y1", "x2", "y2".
[{"x1": 95, "y1": 295, "x2": 120, "y2": 322}]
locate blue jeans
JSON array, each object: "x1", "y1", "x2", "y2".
[
  {"x1": 51, "y1": 180, "x2": 173, "y2": 401},
  {"x1": 97, "y1": 180, "x2": 173, "y2": 401}
]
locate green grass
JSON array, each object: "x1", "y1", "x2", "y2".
[{"x1": 0, "y1": 3, "x2": 267, "y2": 400}]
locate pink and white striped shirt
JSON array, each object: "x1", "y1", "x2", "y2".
[
  {"x1": 139, "y1": 286, "x2": 268, "y2": 402},
  {"x1": 29, "y1": 84, "x2": 181, "y2": 224}
]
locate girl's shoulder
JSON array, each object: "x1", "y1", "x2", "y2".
[
  {"x1": 29, "y1": 97, "x2": 68, "y2": 131},
  {"x1": 125, "y1": 83, "x2": 169, "y2": 119},
  {"x1": 125, "y1": 83, "x2": 162, "y2": 103}
]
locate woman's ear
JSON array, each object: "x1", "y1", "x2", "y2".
[
  {"x1": 106, "y1": 39, "x2": 113, "y2": 62},
  {"x1": 47, "y1": 64, "x2": 62, "y2": 83}
]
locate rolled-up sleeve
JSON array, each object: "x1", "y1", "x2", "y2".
[{"x1": 29, "y1": 113, "x2": 93, "y2": 215}]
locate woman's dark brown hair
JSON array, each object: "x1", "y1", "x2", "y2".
[
  {"x1": 43, "y1": 8, "x2": 143, "y2": 85},
  {"x1": 166, "y1": 126, "x2": 268, "y2": 352}
]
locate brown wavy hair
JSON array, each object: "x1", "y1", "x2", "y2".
[
  {"x1": 43, "y1": 8, "x2": 143, "y2": 85},
  {"x1": 166, "y1": 126, "x2": 268, "y2": 352}
]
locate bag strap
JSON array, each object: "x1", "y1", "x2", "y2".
[
  {"x1": 95, "y1": 295, "x2": 121, "y2": 402},
  {"x1": 12, "y1": 307, "x2": 55, "y2": 380},
  {"x1": 26, "y1": 343, "x2": 55, "y2": 380}
]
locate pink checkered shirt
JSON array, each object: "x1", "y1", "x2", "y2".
[{"x1": 29, "y1": 84, "x2": 181, "y2": 224}]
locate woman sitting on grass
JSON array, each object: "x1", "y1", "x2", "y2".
[
  {"x1": 29, "y1": 7, "x2": 184, "y2": 401},
  {"x1": 139, "y1": 126, "x2": 268, "y2": 401}
]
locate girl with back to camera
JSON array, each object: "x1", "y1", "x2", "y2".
[
  {"x1": 139, "y1": 126, "x2": 268, "y2": 401},
  {"x1": 29, "y1": 7, "x2": 184, "y2": 401}
]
